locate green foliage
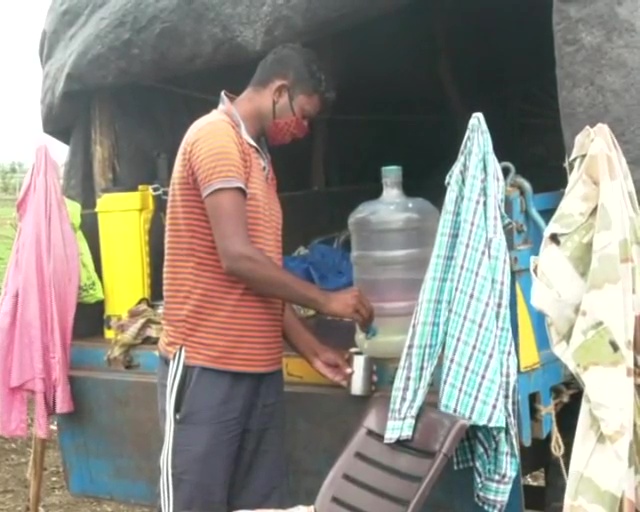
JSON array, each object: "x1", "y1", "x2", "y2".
[
  {"x1": 0, "y1": 161, "x2": 29, "y2": 195},
  {"x1": 0, "y1": 196, "x2": 16, "y2": 282},
  {"x1": 0, "y1": 163, "x2": 26, "y2": 280}
]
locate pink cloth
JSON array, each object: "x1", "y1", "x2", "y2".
[{"x1": 0, "y1": 145, "x2": 79, "y2": 439}]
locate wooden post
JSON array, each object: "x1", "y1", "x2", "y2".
[
  {"x1": 27, "y1": 432, "x2": 47, "y2": 512},
  {"x1": 310, "y1": 38, "x2": 334, "y2": 190},
  {"x1": 91, "y1": 92, "x2": 118, "y2": 198},
  {"x1": 311, "y1": 118, "x2": 328, "y2": 190},
  {"x1": 432, "y1": 0, "x2": 468, "y2": 138}
]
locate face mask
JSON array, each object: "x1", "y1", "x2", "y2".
[
  {"x1": 266, "y1": 90, "x2": 309, "y2": 146},
  {"x1": 266, "y1": 116, "x2": 309, "y2": 146}
]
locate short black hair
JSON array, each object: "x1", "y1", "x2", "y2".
[{"x1": 250, "y1": 43, "x2": 335, "y2": 106}]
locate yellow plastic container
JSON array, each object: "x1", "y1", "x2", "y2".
[{"x1": 96, "y1": 186, "x2": 155, "y2": 338}]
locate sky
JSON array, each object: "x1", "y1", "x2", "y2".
[{"x1": 0, "y1": 1, "x2": 68, "y2": 165}]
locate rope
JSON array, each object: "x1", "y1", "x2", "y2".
[
  {"x1": 536, "y1": 384, "x2": 580, "y2": 482},
  {"x1": 539, "y1": 369, "x2": 639, "y2": 485}
]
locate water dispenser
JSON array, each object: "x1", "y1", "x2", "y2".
[{"x1": 348, "y1": 165, "x2": 439, "y2": 359}]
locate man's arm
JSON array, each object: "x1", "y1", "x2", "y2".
[
  {"x1": 204, "y1": 189, "x2": 373, "y2": 327},
  {"x1": 205, "y1": 188, "x2": 326, "y2": 311},
  {"x1": 191, "y1": 120, "x2": 373, "y2": 327},
  {"x1": 283, "y1": 303, "x2": 351, "y2": 386},
  {"x1": 282, "y1": 303, "x2": 323, "y2": 361}
]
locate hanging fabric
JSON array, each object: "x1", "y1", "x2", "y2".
[
  {"x1": 385, "y1": 113, "x2": 519, "y2": 512},
  {"x1": 0, "y1": 145, "x2": 79, "y2": 439},
  {"x1": 531, "y1": 124, "x2": 640, "y2": 511},
  {"x1": 65, "y1": 197, "x2": 104, "y2": 304}
]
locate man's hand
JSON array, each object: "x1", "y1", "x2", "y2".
[
  {"x1": 309, "y1": 346, "x2": 352, "y2": 387},
  {"x1": 283, "y1": 305, "x2": 377, "y2": 389},
  {"x1": 318, "y1": 287, "x2": 374, "y2": 332},
  {"x1": 283, "y1": 305, "x2": 351, "y2": 386}
]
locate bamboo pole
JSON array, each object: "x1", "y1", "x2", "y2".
[
  {"x1": 310, "y1": 39, "x2": 333, "y2": 190},
  {"x1": 27, "y1": 432, "x2": 47, "y2": 512}
]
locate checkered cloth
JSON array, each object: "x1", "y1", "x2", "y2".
[
  {"x1": 107, "y1": 299, "x2": 162, "y2": 367},
  {"x1": 384, "y1": 113, "x2": 520, "y2": 511}
]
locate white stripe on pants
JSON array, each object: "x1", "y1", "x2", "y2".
[{"x1": 159, "y1": 347, "x2": 185, "y2": 512}]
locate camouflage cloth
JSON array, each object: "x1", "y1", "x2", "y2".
[{"x1": 531, "y1": 124, "x2": 640, "y2": 511}]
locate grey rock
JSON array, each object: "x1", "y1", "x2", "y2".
[
  {"x1": 554, "y1": 0, "x2": 640, "y2": 186},
  {"x1": 40, "y1": 0, "x2": 409, "y2": 140}
]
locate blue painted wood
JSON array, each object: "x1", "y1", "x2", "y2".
[
  {"x1": 59, "y1": 343, "x2": 534, "y2": 511},
  {"x1": 58, "y1": 371, "x2": 160, "y2": 505},
  {"x1": 69, "y1": 340, "x2": 158, "y2": 372},
  {"x1": 58, "y1": 345, "x2": 369, "y2": 508}
]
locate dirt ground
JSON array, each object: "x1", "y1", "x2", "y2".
[{"x1": 0, "y1": 426, "x2": 149, "y2": 512}]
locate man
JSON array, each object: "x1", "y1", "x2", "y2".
[{"x1": 157, "y1": 43, "x2": 374, "y2": 512}]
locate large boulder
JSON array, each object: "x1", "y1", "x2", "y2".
[
  {"x1": 554, "y1": 0, "x2": 640, "y2": 183},
  {"x1": 39, "y1": 0, "x2": 408, "y2": 141}
]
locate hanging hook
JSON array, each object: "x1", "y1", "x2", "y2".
[
  {"x1": 509, "y1": 175, "x2": 547, "y2": 234},
  {"x1": 500, "y1": 161, "x2": 516, "y2": 185}
]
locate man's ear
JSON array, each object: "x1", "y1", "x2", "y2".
[{"x1": 271, "y1": 80, "x2": 289, "y2": 102}]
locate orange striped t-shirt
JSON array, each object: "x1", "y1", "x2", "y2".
[{"x1": 158, "y1": 102, "x2": 284, "y2": 372}]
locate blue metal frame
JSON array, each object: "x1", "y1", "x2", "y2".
[{"x1": 504, "y1": 173, "x2": 566, "y2": 446}]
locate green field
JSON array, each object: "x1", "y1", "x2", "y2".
[{"x1": 0, "y1": 195, "x2": 17, "y2": 281}]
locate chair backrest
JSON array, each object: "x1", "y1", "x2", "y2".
[{"x1": 314, "y1": 394, "x2": 469, "y2": 512}]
